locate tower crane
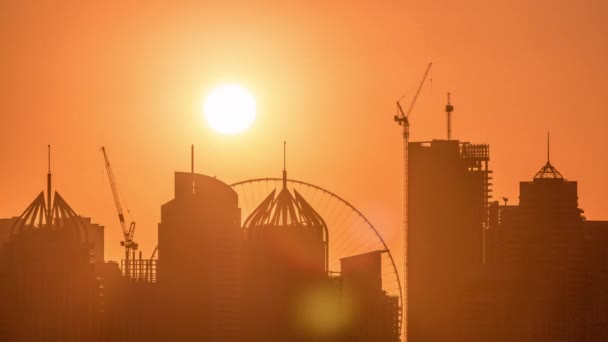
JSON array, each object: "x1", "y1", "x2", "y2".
[
  {"x1": 101, "y1": 147, "x2": 138, "y2": 276},
  {"x1": 393, "y1": 62, "x2": 432, "y2": 342}
]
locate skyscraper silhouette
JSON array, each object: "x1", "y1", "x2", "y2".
[
  {"x1": 487, "y1": 152, "x2": 587, "y2": 341},
  {"x1": 0, "y1": 150, "x2": 405, "y2": 341},
  {"x1": 340, "y1": 251, "x2": 401, "y2": 341},
  {"x1": 407, "y1": 139, "x2": 491, "y2": 342},
  {"x1": 0, "y1": 170, "x2": 104, "y2": 341},
  {"x1": 242, "y1": 166, "x2": 329, "y2": 340},
  {"x1": 157, "y1": 171, "x2": 243, "y2": 341}
]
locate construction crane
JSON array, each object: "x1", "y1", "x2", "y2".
[
  {"x1": 446, "y1": 92, "x2": 454, "y2": 140},
  {"x1": 101, "y1": 147, "x2": 138, "y2": 277},
  {"x1": 393, "y1": 62, "x2": 432, "y2": 342}
]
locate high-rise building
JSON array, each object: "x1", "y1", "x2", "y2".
[
  {"x1": 582, "y1": 220, "x2": 608, "y2": 340},
  {"x1": 241, "y1": 168, "x2": 400, "y2": 342},
  {"x1": 0, "y1": 155, "x2": 403, "y2": 341},
  {"x1": 490, "y1": 158, "x2": 586, "y2": 342},
  {"x1": 340, "y1": 251, "x2": 401, "y2": 341},
  {"x1": 0, "y1": 189, "x2": 103, "y2": 341},
  {"x1": 157, "y1": 171, "x2": 242, "y2": 341},
  {"x1": 242, "y1": 171, "x2": 328, "y2": 341},
  {"x1": 407, "y1": 139, "x2": 491, "y2": 342}
]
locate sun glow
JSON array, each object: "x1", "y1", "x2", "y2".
[{"x1": 203, "y1": 84, "x2": 256, "y2": 135}]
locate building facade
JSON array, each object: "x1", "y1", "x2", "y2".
[
  {"x1": 0, "y1": 190, "x2": 103, "y2": 341},
  {"x1": 157, "y1": 171, "x2": 243, "y2": 341},
  {"x1": 407, "y1": 139, "x2": 491, "y2": 342}
]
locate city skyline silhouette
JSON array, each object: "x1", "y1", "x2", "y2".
[
  {"x1": 1, "y1": 1, "x2": 607, "y2": 341},
  {"x1": 2, "y1": 1, "x2": 608, "y2": 265},
  {"x1": 2, "y1": 130, "x2": 607, "y2": 341}
]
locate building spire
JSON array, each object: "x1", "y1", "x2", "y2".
[
  {"x1": 534, "y1": 132, "x2": 563, "y2": 180},
  {"x1": 190, "y1": 144, "x2": 196, "y2": 195},
  {"x1": 283, "y1": 141, "x2": 287, "y2": 189},
  {"x1": 547, "y1": 132, "x2": 550, "y2": 163},
  {"x1": 47, "y1": 145, "x2": 52, "y2": 223}
]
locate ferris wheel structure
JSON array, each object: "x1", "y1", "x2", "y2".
[{"x1": 231, "y1": 177, "x2": 403, "y2": 333}]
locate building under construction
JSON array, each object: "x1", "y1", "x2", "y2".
[
  {"x1": 404, "y1": 128, "x2": 608, "y2": 342},
  {"x1": 407, "y1": 139, "x2": 491, "y2": 342}
]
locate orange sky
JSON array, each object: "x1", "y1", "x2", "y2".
[{"x1": 1, "y1": 1, "x2": 607, "y2": 262}]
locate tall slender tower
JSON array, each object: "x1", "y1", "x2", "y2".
[
  {"x1": 408, "y1": 139, "x2": 490, "y2": 342},
  {"x1": 158, "y1": 170, "x2": 242, "y2": 340}
]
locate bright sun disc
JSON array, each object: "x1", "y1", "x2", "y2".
[{"x1": 203, "y1": 84, "x2": 256, "y2": 135}]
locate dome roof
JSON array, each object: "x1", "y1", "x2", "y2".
[
  {"x1": 245, "y1": 141, "x2": 327, "y2": 229},
  {"x1": 10, "y1": 146, "x2": 89, "y2": 242},
  {"x1": 244, "y1": 185, "x2": 327, "y2": 230},
  {"x1": 10, "y1": 191, "x2": 89, "y2": 242}
]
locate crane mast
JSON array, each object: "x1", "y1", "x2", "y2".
[
  {"x1": 446, "y1": 92, "x2": 454, "y2": 140},
  {"x1": 101, "y1": 147, "x2": 138, "y2": 277},
  {"x1": 393, "y1": 62, "x2": 432, "y2": 342}
]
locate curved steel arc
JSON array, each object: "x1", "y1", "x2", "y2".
[{"x1": 230, "y1": 177, "x2": 404, "y2": 324}]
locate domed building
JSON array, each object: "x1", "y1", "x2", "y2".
[
  {"x1": 243, "y1": 170, "x2": 328, "y2": 275},
  {"x1": 242, "y1": 165, "x2": 331, "y2": 341},
  {"x1": 0, "y1": 156, "x2": 103, "y2": 341}
]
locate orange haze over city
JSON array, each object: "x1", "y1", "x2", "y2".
[{"x1": 1, "y1": 0, "x2": 607, "y2": 265}]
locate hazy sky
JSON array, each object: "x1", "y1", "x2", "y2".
[{"x1": 1, "y1": 1, "x2": 607, "y2": 262}]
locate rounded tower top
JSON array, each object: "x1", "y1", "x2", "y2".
[
  {"x1": 243, "y1": 185, "x2": 326, "y2": 229},
  {"x1": 244, "y1": 142, "x2": 327, "y2": 230},
  {"x1": 11, "y1": 191, "x2": 89, "y2": 242}
]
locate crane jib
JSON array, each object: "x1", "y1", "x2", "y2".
[{"x1": 118, "y1": 213, "x2": 125, "y2": 222}]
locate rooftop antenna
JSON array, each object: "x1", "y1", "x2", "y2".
[
  {"x1": 191, "y1": 144, "x2": 196, "y2": 194},
  {"x1": 283, "y1": 141, "x2": 287, "y2": 189},
  {"x1": 547, "y1": 132, "x2": 550, "y2": 163},
  {"x1": 47, "y1": 145, "x2": 52, "y2": 223},
  {"x1": 446, "y1": 92, "x2": 454, "y2": 140},
  {"x1": 533, "y1": 132, "x2": 564, "y2": 180}
]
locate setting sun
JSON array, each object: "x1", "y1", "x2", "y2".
[{"x1": 203, "y1": 84, "x2": 256, "y2": 135}]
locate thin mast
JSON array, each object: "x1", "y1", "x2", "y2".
[
  {"x1": 283, "y1": 141, "x2": 287, "y2": 189},
  {"x1": 47, "y1": 145, "x2": 52, "y2": 224},
  {"x1": 547, "y1": 132, "x2": 550, "y2": 163}
]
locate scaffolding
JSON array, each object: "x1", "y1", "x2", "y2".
[
  {"x1": 121, "y1": 251, "x2": 157, "y2": 283},
  {"x1": 460, "y1": 142, "x2": 493, "y2": 263}
]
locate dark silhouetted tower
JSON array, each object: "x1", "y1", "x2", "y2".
[
  {"x1": 157, "y1": 171, "x2": 242, "y2": 341},
  {"x1": 242, "y1": 167, "x2": 328, "y2": 341},
  {"x1": 407, "y1": 139, "x2": 491, "y2": 342},
  {"x1": 495, "y1": 155, "x2": 586, "y2": 342},
  {"x1": 341, "y1": 251, "x2": 401, "y2": 341},
  {"x1": 0, "y1": 159, "x2": 102, "y2": 341}
]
